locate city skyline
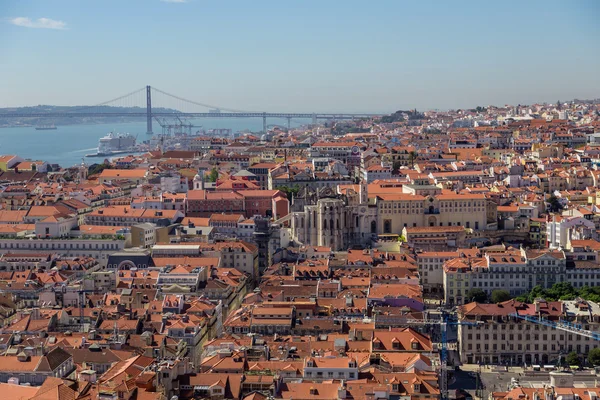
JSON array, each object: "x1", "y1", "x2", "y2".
[{"x1": 1, "y1": 0, "x2": 599, "y2": 112}]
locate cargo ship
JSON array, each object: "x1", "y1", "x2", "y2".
[
  {"x1": 86, "y1": 132, "x2": 138, "y2": 157},
  {"x1": 35, "y1": 125, "x2": 57, "y2": 130}
]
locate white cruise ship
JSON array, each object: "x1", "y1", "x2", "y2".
[{"x1": 86, "y1": 132, "x2": 137, "y2": 157}]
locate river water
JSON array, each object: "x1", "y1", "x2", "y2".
[{"x1": 0, "y1": 117, "x2": 306, "y2": 168}]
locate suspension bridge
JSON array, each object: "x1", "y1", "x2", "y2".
[{"x1": 0, "y1": 86, "x2": 380, "y2": 134}]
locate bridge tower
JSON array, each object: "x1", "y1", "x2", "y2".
[
  {"x1": 146, "y1": 85, "x2": 153, "y2": 134},
  {"x1": 262, "y1": 112, "x2": 267, "y2": 134}
]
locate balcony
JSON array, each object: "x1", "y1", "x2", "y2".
[{"x1": 424, "y1": 208, "x2": 440, "y2": 215}]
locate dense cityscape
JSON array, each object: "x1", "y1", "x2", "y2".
[
  {"x1": 2, "y1": 0, "x2": 600, "y2": 398},
  {"x1": 0, "y1": 100, "x2": 597, "y2": 400}
]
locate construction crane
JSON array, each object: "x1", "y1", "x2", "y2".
[
  {"x1": 510, "y1": 313, "x2": 600, "y2": 341},
  {"x1": 78, "y1": 275, "x2": 96, "y2": 331},
  {"x1": 391, "y1": 314, "x2": 482, "y2": 400},
  {"x1": 335, "y1": 313, "x2": 481, "y2": 400}
]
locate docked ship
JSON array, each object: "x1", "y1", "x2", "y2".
[
  {"x1": 35, "y1": 125, "x2": 57, "y2": 130},
  {"x1": 86, "y1": 132, "x2": 137, "y2": 157}
]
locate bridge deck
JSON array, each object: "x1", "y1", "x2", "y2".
[{"x1": 0, "y1": 112, "x2": 379, "y2": 119}]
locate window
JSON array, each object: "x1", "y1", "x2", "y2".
[{"x1": 383, "y1": 220, "x2": 392, "y2": 234}]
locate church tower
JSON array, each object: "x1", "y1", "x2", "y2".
[
  {"x1": 193, "y1": 168, "x2": 206, "y2": 190},
  {"x1": 359, "y1": 180, "x2": 368, "y2": 204}
]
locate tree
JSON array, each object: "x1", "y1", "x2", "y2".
[
  {"x1": 276, "y1": 185, "x2": 300, "y2": 202},
  {"x1": 515, "y1": 282, "x2": 600, "y2": 304},
  {"x1": 588, "y1": 348, "x2": 600, "y2": 366},
  {"x1": 548, "y1": 195, "x2": 564, "y2": 213},
  {"x1": 408, "y1": 151, "x2": 418, "y2": 169},
  {"x1": 566, "y1": 351, "x2": 581, "y2": 366},
  {"x1": 547, "y1": 282, "x2": 577, "y2": 300},
  {"x1": 490, "y1": 290, "x2": 511, "y2": 303},
  {"x1": 465, "y1": 288, "x2": 487, "y2": 303},
  {"x1": 208, "y1": 167, "x2": 219, "y2": 182},
  {"x1": 88, "y1": 163, "x2": 111, "y2": 176}
]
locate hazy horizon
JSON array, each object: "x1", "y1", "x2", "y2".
[{"x1": 1, "y1": 0, "x2": 599, "y2": 112}]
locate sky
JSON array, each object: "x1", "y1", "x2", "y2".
[{"x1": 0, "y1": 0, "x2": 599, "y2": 113}]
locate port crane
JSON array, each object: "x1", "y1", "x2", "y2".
[{"x1": 153, "y1": 116, "x2": 202, "y2": 136}]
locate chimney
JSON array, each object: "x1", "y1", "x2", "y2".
[
  {"x1": 345, "y1": 296, "x2": 353, "y2": 307},
  {"x1": 79, "y1": 369, "x2": 97, "y2": 383}
]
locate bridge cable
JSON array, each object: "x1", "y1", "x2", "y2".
[
  {"x1": 67, "y1": 87, "x2": 148, "y2": 113},
  {"x1": 151, "y1": 87, "x2": 256, "y2": 114}
]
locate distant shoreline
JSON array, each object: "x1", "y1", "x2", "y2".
[{"x1": 0, "y1": 120, "x2": 145, "y2": 129}]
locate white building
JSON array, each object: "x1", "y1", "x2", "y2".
[
  {"x1": 157, "y1": 266, "x2": 207, "y2": 292},
  {"x1": 160, "y1": 175, "x2": 189, "y2": 193},
  {"x1": 416, "y1": 251, "x2": 460, "y2": 295},
  {"x1": 0, "y1": 238, "x2": 125, "y2": 264},
  {"x1": 547, "y1": 215, "x2": 595, "y2": 249},
  {"x1": 35, "y1": 214, "x2": 78, "y2": 238},
  {"x1": 303, "y1": 356, "x2": 359, "y2": 381},
  {"x1": 363, "y1": 164, "x2": 392, "y2": 183},
  {"x1": 444, "y1": 249, "x2": 567, "y2": 305}
]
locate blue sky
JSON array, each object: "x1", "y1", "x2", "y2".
[{"x1": 1, "y1": 0, "x2": 599, "y2": 112}]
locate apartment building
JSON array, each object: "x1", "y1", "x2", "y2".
[
  {"x1": 312, "y1": 142, "x2": 362, "y2": 165},
  {"x1": 0, "y1": 347, "x2": 73, "y2": 386},
  {"x1": 403, "y1": 226, "x2": 467, "y2": 251},
  {"x1": 0, "y1": 238, "x2": 125, "y2": 263},
  {"x1": 416, "y1": 251, "x2": 461, "y2": 295},
  {"x1": 443, "y1": 249, "x2": 566, "y2": 305},
  {"x1": 458, "y1": 299, "x2": 600, "y2": 366},
  {"x1": 303, "y1": 356, "x2": 359, "y2": 381},
  {"x1": 98, "y1": 169, "x2": 148, "y2": 184},
  {"x1": 187, "y1": 189, "x2": 288, "y2": 219},
  {"x1": 86, "y1": 206, "x2": 183, "y2": 227}
]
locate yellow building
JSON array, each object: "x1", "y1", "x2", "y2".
[
  {"x1": 376, "y1": 192, "x2": 491, "y2": 235},
  {"x1": 0, "y1": 155, "x2": 22, "y2": 172}
]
